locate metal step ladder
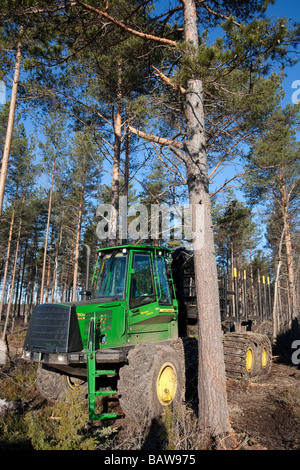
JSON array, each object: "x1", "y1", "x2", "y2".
[{"x1": 86, "y1": 318, "x2": 118, "y2": 420}]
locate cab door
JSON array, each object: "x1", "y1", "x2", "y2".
[
  {"x1": 127, "y1": 251, "x2": 158, "y2": 338},
  {"x1": 129, "y1": 251, "x2": 156, "y2": 310}
]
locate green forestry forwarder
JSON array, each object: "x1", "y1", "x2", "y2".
[{"x1": 22, "y1": 244, "x2": 272, "y2": 421}]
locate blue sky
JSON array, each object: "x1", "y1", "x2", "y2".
[
  {"x1": 207, "y1": 0, "x2": 300, "y2": 250},
  {"x1": 267, "y1": 0, "x2": 300, "y2": 106},
  {"x1": 206, "y1": 0, "x2": 300, "y2": 195},
  {"x1": 0, "y1": 0, "x2": 296, "y2": 253},
  {"x1": 3, "y1": 1, "x2": 299, "y2": 200}
]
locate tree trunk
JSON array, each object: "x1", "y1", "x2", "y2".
[
  {"x1": 16, "y1": 240, "x2": 27, "y2": 319},
  {"x1": 72, "y1": 156, "x2": 86, "y2": 302},
  {"x1": 230, "y1": 240, "x2": 235, "y2": 317},
  {"x1": 124, "y1": 125, "x2": 130, "y2": 199},
  {"x1": 24, "y1": 231, "x2": 37, "y2": 324},
  {"x1": 110, "y1": 61, "x2": 122, "y2": 243},
  {"x1": 284, "y1": 214, "x2": 297, "y2": 319},
  {"x1": 249, "y1": 249, "x2": 256, "y2": 315},
  {"x1": 183, "y1": 0, "x2": 230, "y2": 437},
  {"x1": 0, "y1": 29, "x2": 22, "y2": 217},
  {"x1": 278, "y1": 173, "x2": 297, "y2": 323},
  {"x1": 272, "y1": 212, "x2": 286, "y2": 341},
  {"x1": 45, "y1": 228, "x2": 54, "y2": 303},
  {"x1": 2, "y1": 192, "x2": 25, "y2": 340},
  {"x1": 40, "y1": 149, "x2": 56, "y2": 303},
  {"x1": 0, "y1": 200, "x2": 16, "y2": 320},
  {"x1": 51, "y1": 224, "x2": 62, "y2": 303}
]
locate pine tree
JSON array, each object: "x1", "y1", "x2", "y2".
[
  {"x1": 0, "y1": 25, "x2": 23, "y2": 216},
  {"x1": 244, "y1": 105, "x2": 300, "y2": 326},
  {"x1": 1, "y1": 133, "x2": 37, "y2": 339},
  {"x1": 67, "y1": 130, "x2": 103, "y2": 301},
  {"x1": 72, "y1": 0, "x2": 299, "y2": 437},
  {"x1": 37, "y1": 110, "x2": 70, "y2": 303}
]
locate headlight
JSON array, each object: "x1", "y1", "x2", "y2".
[{"x1": 23, "y1": 350, "x2": 31, "y2": 360}]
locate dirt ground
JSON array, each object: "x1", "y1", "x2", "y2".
[
  {"x1": 109, "y1": 347, "x2": 300, "y2": 451},
  {"x1": 226, "y1": 357, "x2": 300, "y2": 450},
  {"x1": 2, "y1": 328, "x2": 300, "y2": 451}
]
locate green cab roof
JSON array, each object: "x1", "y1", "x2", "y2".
[{"x1": 97, "y1": 244, "x2": 172, "y2": 253}]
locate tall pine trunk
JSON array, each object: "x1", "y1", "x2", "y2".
[
  {"x1": 45, "y1": 228, "x2": 54, "y2": 303},
  {"x1": 110, "y1": 61, "x2": 122, "y2": 244},
  {"x1": 123, "y1": 125, "x2": 130, "y2": 199},
  {"x1": 183, "y1": 0, "x2": 230, "y2": 436},
  {"x1": 40, "y1": 149, "x2": 56, "y2": 303},
  {"x1": 51, "y1": 223, "x2": 62, "y2": 303},
  {"x1": 272, "y1": 212, "x2": 286, "y2": 341},
  {"x1": 72, "y1": 155, "x2": 86, "y2": 302},
  {"x1": 2, "y1": 192, "x2": 25, "y2": 340},
  {"x1": 0, "y1": 28, "x2": 22, "y2": 216},
  {"x1": 278, "y1": 170, "x2": 297, "y2": 324},
  {"x1": 0, "y1": 198, "x2": 16, "y2": 320}
]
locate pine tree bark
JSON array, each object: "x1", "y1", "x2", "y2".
[
  {"x1": 283, "y1": 212, "x2": 296, "y2": 319},
  {"x1": 0, "y1": 199, "x2": 16, "y2": 320},
  {"x1": 110, "y1": 63, "x2": 122, "y2": 244},
  {"x1": 0, "y1": 28, "x2": 22, "y2": 217},
  {"x1": 51, "y1": 223, "x2": 62, "y2": 303},
  {"x1": 277, "y1": 169, "x2": 297, "y2": 323},
  {"x1": 2, "y1": 192, "x2": 25, "y2": 340},
  {"x1": 45, "y1": 228, "x2": 54, "y2": 303},
  {"x1": 72, "y1": 155, "x2": 86, "y2": 301},
  {"x1": 124, "y1": 125, "x2": 131, "y2": 199},
  {"x1": 272, "y1": 213, "x2": 286, "y2": 341},
  {"x1": 40, "y1": 149, "x2": 56, "y2": 303},
  {"x1": 183, "y1": 0, "x2": 230, "y2": 436},
  {"x1": 24, "y1": 231, "x2": 37, "y2": 324}
]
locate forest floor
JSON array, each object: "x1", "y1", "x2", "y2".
[
  {"x1": 0, "y1": 327, "x2": 300, "y2": 451},
  {"x1": 226, "y1": 357, "x2": 300, "y2": 450},
  {"x1": 111, "y1": 355, "x2": 300, "y2": 451}
]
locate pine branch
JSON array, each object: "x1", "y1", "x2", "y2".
[
  {"x1": 128, "y1": 125, "x2": 184, "y2": 150},
  {"x1": 196, "y1": 0, "x2": 241, "y2": 27},
  {"x1": 152, "y1": 66, "x2": 186, "y2": 95},
  {"x1": 75, "y1": 1, "x2": 177, "y2": 46},
  {"x1": 151, "y1": 143, "x2": 187, "y2": 184},
  {"x1": 210, "y1": 164, "x2": 279, "y2": 197}
]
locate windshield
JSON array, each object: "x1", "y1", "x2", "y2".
[
  {"x1": 155, "y1": 257, "x2": 173, "y2": 305},
  {"x1": 94, "y1": 251, "x2": 128, "y2": 299}
]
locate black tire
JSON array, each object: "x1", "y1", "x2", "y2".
[
  {"x1": 118, "y1": 340, "x2": 185, "y2": 423},
  {"x1": 37, "y1": 363, "x2": 87, "y2": 402},
  {"x1": 223, "y1": 332, "x2": 272, "y2": 381}
]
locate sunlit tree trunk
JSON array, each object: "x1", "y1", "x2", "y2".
[
  {"x1": 110, "y1": 61, "x2": 122, "y2": 244},
  {"x1": 2, "y1": 192, "x2": 25, "y2": 340},
  {"x1": 0, "y1": 198, "x2": 16, "y2": 320},
  {"x1": 40, "y1": 148, "x2": 56, "y2": 303},
  {"x1": 0, "y1": 28, "x2": 22, "y2": 217},
  {"x1": 72, "y1": 155, "x2": 87, "y2": 301},
  {"x1": 183, "y1": 0, "x2": 230, "y2": 436}
]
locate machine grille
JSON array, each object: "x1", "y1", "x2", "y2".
[{"x1": 24, "y1": 304, "x2": 82, "y2": 353}]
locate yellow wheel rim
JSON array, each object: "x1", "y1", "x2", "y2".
[
  {"x1": 246, "y1": 348, "x2": 253, "y2": 373},
  {"x1": 156, "y1": 363, "x2": 177, "y2": 406},
  {"x1": 261, "y1": 347, "x2": 268, "y2": 369}
]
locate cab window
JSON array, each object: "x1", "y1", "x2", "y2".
[
  {"x1": 130, "y1": 253, "x2": 155, "y2": 309},
  {"x1": 155, "y1": 257, "x2": 173, "y2": 305}
]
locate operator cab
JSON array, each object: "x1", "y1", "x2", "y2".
[{"x1": 91, "y1": 245, "x2": 175, "y2": 309}]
